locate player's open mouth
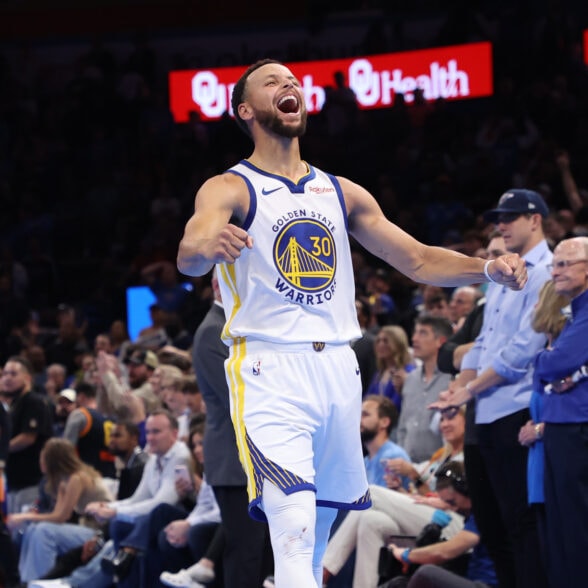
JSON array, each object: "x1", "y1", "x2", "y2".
[{"x1": 277, "y1": 94, "x2": 299, "y2": 114}]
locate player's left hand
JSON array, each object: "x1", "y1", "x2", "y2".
[{"x1": 487, "y1": 254, "x2": 527, "y2": 290}]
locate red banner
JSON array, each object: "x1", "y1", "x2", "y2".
[
  {"x1": 584, "y1": 30, "x2": 588, "y2": 64},
  {"x1": 169, "y1": 42, "x2": 493, "y2": 123}
]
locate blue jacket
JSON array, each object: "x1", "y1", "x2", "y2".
[{"x1": 537, "y1": 288, "x2": 588, "y2": 423}]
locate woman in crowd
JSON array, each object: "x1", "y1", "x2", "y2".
[
  {"x1": 7, "y1": 437, "x2": 113, "y2": 583},
  {"x1": 518, "y1": 279, "x2": 568, "y2": 559},
  {"x1": 365, "y1": 325, "x2": 416, "y2": 412},
  {"x1": 323, "y1": 407, "x2": 466, "y2": 588}
]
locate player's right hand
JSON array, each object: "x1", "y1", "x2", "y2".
[{"x1": 211, "y1": 223, "x2": 254, "y2": 264}]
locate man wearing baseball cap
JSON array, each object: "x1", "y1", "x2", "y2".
[
  {"x1": 97, "y1": 348, "x2": 162, "y2": 421},
  {"x1": 483, "y1": 189, "x2": 550, "y2": 224},
  {"x1": 432, "y1": 188, "x2": 552, "y2": 588},
  {"x1": 53, "y1": 388, "x2": 77, "y2": 437},
  {"x1": 123, "y1": 349, "x2": 161, "y2": 414}
]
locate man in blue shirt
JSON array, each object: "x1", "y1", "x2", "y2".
[
  {"x1": 431, "y1": 189, "x2": 552, "y2": 588},
  {"x1": 535, "y1": 236, "x2": 588, "y2": 588},
  {"x1": 361, "y1": 395, "x2": 411, "y2": 489}
]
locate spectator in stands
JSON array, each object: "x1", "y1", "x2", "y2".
[
  {"x1": 352, "y1": 297, "x2": 378, "y2": 395},
  {"x1": 384, "y1": 461, "x2": 497, "y2": 588},
  {"x1": 45, "y1": 363, "x2": 68, "y2": 401},
  {"x1": 157, "y1": 345, "x2": 194, "y2": 374},
  {"x1": 124, "y1": 348, "x2": 161, "y2": 412},
  {"x1": 110, "y1": 423, "x2": 222, "y2": 588},
  {"x1": 28, "y1": 411, "x2": 191, "y2": 588},
  {"x1": 93, "y1": 333, "x2": 113, "y2": 355},
  {"x1": 555, "y1": 150, "x2": 588, "y2": 215},
  {"x1": 31, "y1": 420, "x2": 149, "y2": 585},
  {"x1": 163, "y1": 374, "x2": 191, "y2": 442},
  {"x1": 180, "y1": 376, "x2": 205, "y2": 432},
  {"x1": 45, "y1": 310, "x2": 89, "y2": 378},
  {"x1": 533, "y1": 237, "x2": 588, "y2": 588},
  {"x1": 437, "y1": 233, "x2": 505, "y2": 376},
  {"x1": 85, "y1": 410, "x2": 191, "y2": 573},
  {"x1": 108, "y1": 420, "x2": 150, "y2": 501},
  {"x1": 108, "y1": 320, "x2": 132, "y2": 360},
  {"x1": 362, "y1": 395, "x2": 410, "y2": 489},
  {"x1": 96, "y1": 348, "x2": 160, "y2": 419},
  {"x1": 397, "y1": 315, "x2": 453, "y2": 463},
  {"x1": 53, "y1": 387, "x2": 77, "y2": 437},
  {"x1": 365, "y1": 268, "x2": 398, "y2": 326},
  {"x1": 0, "y1": 375, "x2": 8, "y2": 486},
  {"x1": 323, "y1": 407, "x2": 466, "y2": 587},
  {"x1": 517, "y1": 279, "x2": 568, "y2": 569},
  {"x1": 25, "y1": 344, "x2": 49, "y2": 393},
  {"x1": 3, "y1": 355, "x2": 53, "y2": 515},
  {"x1": 431, "y1": 189, "x2": 552, "y2": 588},
  {"x1": 136, "y1": 303, "x2": 171, "y2": 350},
  {"x1": 0, "y1": 375, "x2": 18, "y2": 587},
  {"x1": 447, "y1": 286, "x2": 482, "y2": 332},
  {"x1": 6, "y1": 437, "x2": 114, "y2": 583},
  {"x1": 62, "y1": 381, "x2": 116, "y2": 478},
  {"x1": 365, "y1": 325, "x2": 416, "y2": 412},
  {"x1": 150, "y1": 362, "x2": 184, "y2": 408},
  {"x1": 321, "y1": 69, "x2": 359, "y2": 140},
  {"x1": 421, "y1": 286, "x2": 451, "y2": 320}
]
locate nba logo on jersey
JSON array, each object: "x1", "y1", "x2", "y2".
[{"x1": 252, "y1": 360, "x2": 262, "y2": 376}]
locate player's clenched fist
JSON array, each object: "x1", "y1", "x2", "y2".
[
  {"x1": 487, "y1": 254, "x2": 528, "y2": 290},
  {"x1": 211, "y1": 223, "x2": 254, "y2": 263}
]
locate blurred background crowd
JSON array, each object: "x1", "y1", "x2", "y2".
[
  {"x1": 1, "y1": 0, "x2": 588, "y2": 367},
  {"x1": 1, "y1": 2, "x2": 588, "y2": 586}
]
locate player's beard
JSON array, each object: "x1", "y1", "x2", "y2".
[{"x1": 257, "y1": 107, "x2": 307, "y2": 138}]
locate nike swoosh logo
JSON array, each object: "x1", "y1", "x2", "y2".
[{"x1": 261, "y1": 186, "x2": 282, "y2": 195}]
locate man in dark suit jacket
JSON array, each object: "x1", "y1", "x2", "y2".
[
  {"x1": 192, "y1": 270, "x2": 271, "y2": 588},
  {"x1": 351, "y1": 297, "x2": 377, "y2": 394}
]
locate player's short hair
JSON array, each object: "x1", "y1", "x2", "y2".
[{"x1": 231, "y1": 58, "x2": 282, "y2": 137}]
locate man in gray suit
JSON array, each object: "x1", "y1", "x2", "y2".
[{"x1": 191, "y1": 270, "x2": 271, "y2": 587}]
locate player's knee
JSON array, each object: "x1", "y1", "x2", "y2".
[{"x1": 270, "y1": 508, "x2": 315, "y2": 559}]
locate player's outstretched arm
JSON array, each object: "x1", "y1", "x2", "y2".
[
  {"x1": 341, "y1": 177, "x2": 527, "y2": 290},
  {"x1": 177, "y1": 174, "x2": 252, "y2": 277}
]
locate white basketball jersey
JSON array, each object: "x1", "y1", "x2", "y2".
[{"x1": 217, "y1": 160, "x2": 361, "y2": 345}]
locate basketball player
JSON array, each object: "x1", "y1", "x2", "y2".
[{"x1": 176, "y1": 59, "x2": 527, "y2": 588}]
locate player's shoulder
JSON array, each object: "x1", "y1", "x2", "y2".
[
  {"x1": 334, "y1": 174, "x2": 375, "y2": 213},
  {"x1": 196, "y1": 170, "x2": 250, "y2": 212},
  {"x1": 200, "y1": 170, "x2": 248, "y2": 193}
]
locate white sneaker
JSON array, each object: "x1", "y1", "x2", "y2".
[
  {"x1": 28, "y1": 581, "x2": 72, "y2": 588},
  {"x1": 159, "y1": 569, "x2": 205, "y2": 588},
  {"x1": 187, "y1": 562, "x2": 215, "y2": 583}
]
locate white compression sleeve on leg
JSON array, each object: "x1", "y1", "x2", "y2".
[{"x1": 261, "y1": 479, "x2": 318, "y2": 588}]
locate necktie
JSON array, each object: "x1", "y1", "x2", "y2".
[{"x1": 156, "y1": 456, "x2": 164, "y2": 488}]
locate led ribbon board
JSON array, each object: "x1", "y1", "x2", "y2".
[{"x1": 169, "y1": 42, "x2": 493, "y2": 123}]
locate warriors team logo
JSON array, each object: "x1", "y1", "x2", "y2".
[{"x1": 274, "y1": 218, "x2": 336, "y2": 291}]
